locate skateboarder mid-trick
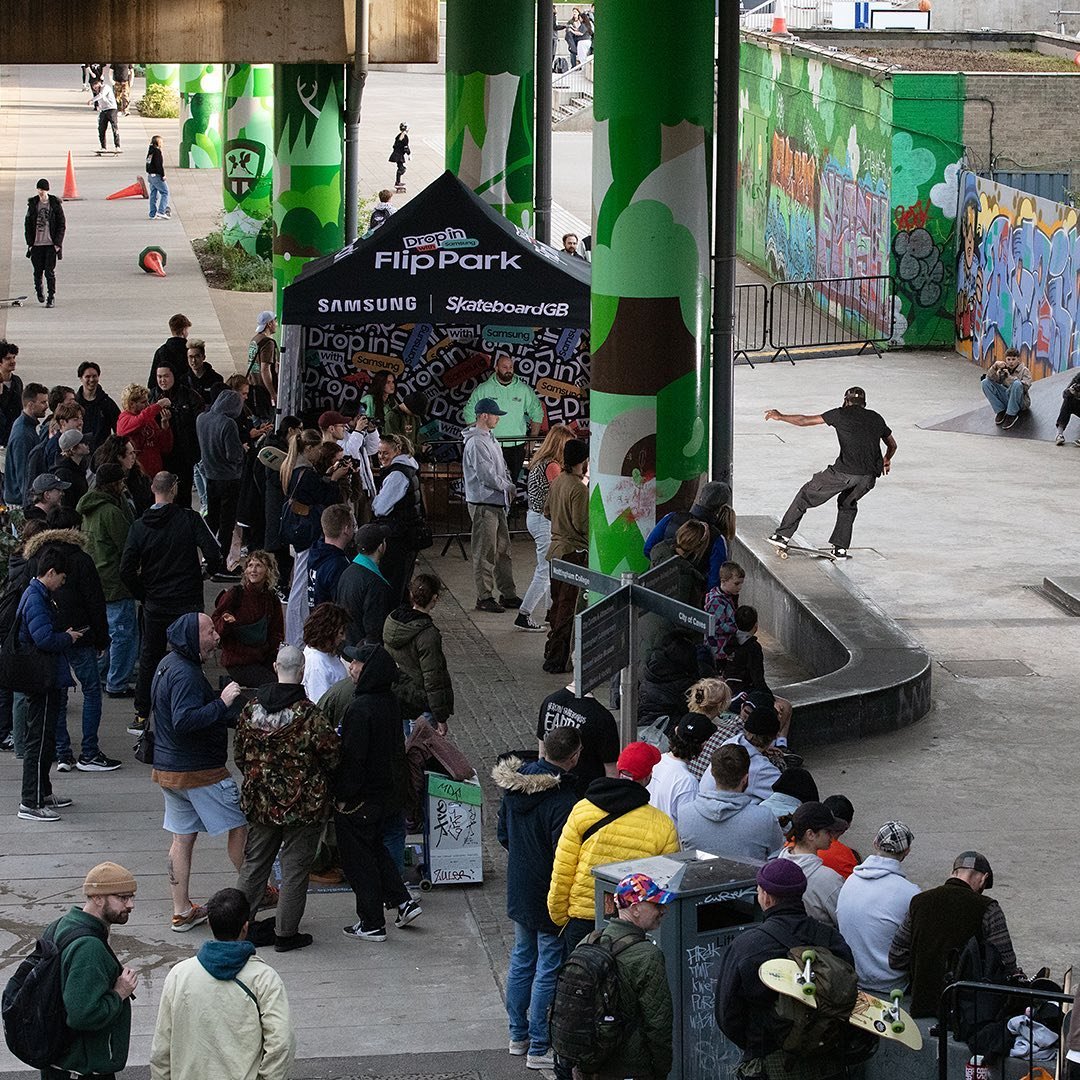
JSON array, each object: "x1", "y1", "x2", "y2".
[{"x1": 764, "y1": 386, "x2": 897, "y2": 559}]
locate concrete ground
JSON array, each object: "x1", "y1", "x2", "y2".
[{"x1": 1, "y1": 61, "x2": 1079, "y2": 1078}]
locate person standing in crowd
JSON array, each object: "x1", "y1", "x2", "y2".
[
  {"x1": 371, "y1": 433, "x2": 424, "y2": 606},
  {"x1": 300, "y1": 602, "x2": 349, "y2": 705},
  {"x1": 185, "y1": 338, "x2": 224, "y2": 404},
  {"x1": 24, "y1": 179, "x2": 65, "y2": 308},
  {"x1": 836, "y1": 820, "x2": 920, "y2": 996},
  {"x1": 196, "y1": 389, "x2": 245, "y2": 567},
  {"x1": 543, "y1": 438, "x2": 588, "y2": 674},
  {"x1": 766, "y1": 386, "x2": 897, "y2": 559},
  {"x1": 36, "y1": 862, "x2": 139, "y2": 1079},
  {"x1": 495, "y1": 728, "x2": 582, "y2": 1070},
  {"x1": 150, "y1": 612, "x2": 246, "y2": 933},
  {"x1": 146, "y1": 134, "x2": 170, "y2": 220},
  {"x1": 25, "y1": 474, "x2": 70, "y2": 524},
  {"x1": 41, "y1": 399, "x2": 84, "y2": 472},
  {"x1": 254, "y1": 415, "x2": 302, "y2": 589},
  {"x1": 54, "y1": 430, "x2": 91, "y2": 511},
  {"x1": 4, "y1": 382, "x2": 48, "y2": 506},
  {"x1": 561, "y1": 233, "x2": 585, "y2": 259},
  {"x1": 112, "y1": 62, "x2": 133, "y2": 114},
  {"x1": 463, "y1": 356, "x2": 544, "y2": 483},
  {"x1": 705, "y1": 560, "x2": 744, "y2": 667},
  {"x1": 234, "y1": 647, "x2": 340, "y2": 953},
  {"x1": 335, "y1": 642, "x2": 422, "y2": 941},
  {"x1": 120, "y1": 471, "x2": 222, "y2": 738},
  {"x1": 90, "y1": 75, "x2": 121, "y2": 151},
  {"x1": 150, "y1": 887, "x2": 295, "y2": 1080},
  {"x1": 247, "y1": 311, "x2": 279, "y2": 414},
  {"x1": 383, "y1": 573, "x2": 454, "y2": 734},
  {"x1": 536, "y1": 681, "x2": 619, "y2": 797},
  {"x1": 519, "y1": 424, "x2": 574, "y2": 633},
  {"x1": 212, "y1": 550, "x2": 284, "y2": 689},
  {"x1": 149, "y1": 314, "x2": 192, "y2": 387},
  {"x1": 76, "y1": 362, "x2": 120, "y2": 453},
  {"x1": 94, "y1": 435, "x2": 151, "y2": 517},
  {"x1": 0, "y1": 341, "x2": 23, "y2": 446},
  {"x1": 463, "y1": 398, "x2": 519, "y2": 614},
  {"x1": 776, "y1": 801, "x2": 846, "y2": 927},
  {"x1": 335, "y1": 523, "x2": 391, "y2": 646},
  {"x1": 360, "y1": 372, "x2": 399, "y2": 434},
  {"x1": 306, "y1": 505, "x2": 355, "y2": 610},
  {"x1": 646, "y1": 713, "x2": 715, "y2": 823},
  {"x1": 77, "y1": 463, "x2": 138, "y2": 699},
  {"x1": 117, "y1": 383, "x2": 173, "y2": 480},
  {"x1": 152, "y1": 363, "x2": 202, "y2": 510},
  {"x1": 390, "y1": 122, "x2": 410, "y2": 190}
]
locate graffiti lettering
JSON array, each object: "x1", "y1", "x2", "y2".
[{"x1": 769, "y1": 132, "x2": 818, "y2": 205}]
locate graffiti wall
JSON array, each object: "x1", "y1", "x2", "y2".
[
  {"x1": 738, "y1": 43, "x2": 892, "y2": 328},
  {"x1": 955, "y1": 171, "x2": 1080, "y2": 378}
]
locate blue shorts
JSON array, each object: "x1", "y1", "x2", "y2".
[{"x1": 161, "y1": 778, "x2": 247, "y2": 836}]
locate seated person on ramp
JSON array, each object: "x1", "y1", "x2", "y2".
[
  {"x1": 980, "y1": 348, "x2": 1031, "y2": 431},
  {"x1": 765, "y1": 386, "x2": 897, "y2": 559},
  {"x1": 1054, "y1": 369, "x2": 1080, "y2": 445}
]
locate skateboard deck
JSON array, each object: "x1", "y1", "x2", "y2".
[
  {"x1": 95, "y1": 149, "x2": 122, "y2": 155},
  {"x1": 766, "y1": 538, "x2": 837, "y2": 562},
  {"x1": 759, "y1": 955, "x2": 922, "y2": 1051},
  {"x1": 0, "y1": 296, "x2": 27, "y2": 308}
]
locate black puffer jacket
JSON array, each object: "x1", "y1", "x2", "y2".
[
  {"x1": 638, "y1": 633, "x2": 715, "y2": 731},
  {"x1": 24, "y1": 528, "x2": 109, "y2": 650}
]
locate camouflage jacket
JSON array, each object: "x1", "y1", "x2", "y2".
[{"x1": 234, "y1": 683, "x2": 341, "y2": 826}]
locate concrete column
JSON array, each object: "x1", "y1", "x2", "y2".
[
  {"x1": 272, "y1": 63, "x2": 345, "y2": 318},
  {"x1": 179, "y1": 64, "x2": 223, "y2": 168},
  {"x1": 144, "y1": 64, "x2": 179, "y2": 91},
  {"x1": 588, "y1": 0, "x2": 714, "y2": 575},
  {"x1": 445, "y1": 0, "x2": 535, "y2": 229},
  {"x1": 222, "y1": 64, "x2": 275, "y2": 256}
]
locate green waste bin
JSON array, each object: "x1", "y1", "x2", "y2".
[{"x1": 591, "y1": 850, "x2": 761, "y2": 1080}]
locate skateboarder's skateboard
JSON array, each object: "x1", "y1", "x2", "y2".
[
  {"x1": 0, "y1": 296, "x2": 27, "y2": 308},
  {"x1": 759, "y1": 953, "x2": 922, "y2": 1051},
  {"x1": 95, "y1": 148, "x2": 122, "y2": 155},
  {"x1": 766, "y1": 538, "x2": 836, "y2": 562}
]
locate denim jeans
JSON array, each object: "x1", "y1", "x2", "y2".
[
  {"x1": 54, "y1": 647, "x2": 102, "y2": 759},
  {"x1": 381, "y1": 809, "x2": 407, "y2": 877},
  {"x1": 521, "y1": 509, "x2": 552, "y2": 618},
  {"x1": 101, "y1": 599, "x2": 139, "y2": 694},
  {"x1": 148, "y1": 173, "x2": 170, "y2": 217},
  {"x1": 981, "y1": 377, "x2": 1025, "y2": 416},
  {"x1": 506, "y1": 922, "x2": 566, "y2": 1054},
  {"x1": 194, "y1": 461, "x2": 208, "y2": 514}
]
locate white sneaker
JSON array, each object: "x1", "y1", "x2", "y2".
[
  {"x1": 1056, "y1": 433, "x2": 1066, "y2": 445},
  {"x1": 509, "y1": 1040, "x2": 529, "y2": 1057},
  {"x1": 343, "y1": 921, "x2": 386, "y2": 942},
  {"x1": 527, "y1": 1051, "x2": 555, "y2": 1069},
  {"x1": 18, "y1": 804, "x2": 60, "y2": 822}
]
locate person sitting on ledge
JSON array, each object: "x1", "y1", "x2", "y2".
[
  {"x1": 980, "y1": 348, "x2": 1031, "y2": 431},
  {"x1": 1054, "y1": 369, "x2": 1080, "y2": 446}
]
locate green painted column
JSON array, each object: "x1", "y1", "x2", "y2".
[
  {"x1": 179, "y1": 64, "x2": 223, "y2": 169},
  {"x1": 588, "y1": 0, "x2": 714, "y2": 576},
  {"x1": 445, "y1": 0, "x2": 535, "y2": 229},
  {"x1": 272, "y1": 63, "x2": 345, "y2": 319},
  {"x1": 223, "y1": 64, "x2": 275, "y2": 256},
  {"x1": 144, "y1": 64, "x2": 179, "y2": 91}
]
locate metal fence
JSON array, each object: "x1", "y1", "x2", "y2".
[{"x1": 734, "y1": 282, "x2": 769, "y2": 365}]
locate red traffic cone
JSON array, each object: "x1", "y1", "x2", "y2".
[
  {"x1": 62, "y1": 152, "x2": 83, "y2": 201},
  {"x1": 771, "y1": 0, "x2": 790, "y2": 33},
  {"x1": 138, "y1": 246, "x2": 167, "y2": 277},
  {"x1": 107, "y1": 176, "x2": 149, "y2": 200}
]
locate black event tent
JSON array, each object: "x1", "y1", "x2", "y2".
[{"x1": 281, "y1": 170, "x2": 591, "y2": 329}]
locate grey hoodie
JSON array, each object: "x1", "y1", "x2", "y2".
[
  {"x1": 195, "y1": 390, "x2": 245, "y2": 480},
  {"x1": 676, "y1": 788, "x2": 785, "y2": 861},
  {"x1": 462, "y1": 424, "x2": 515, "y2": 506}
]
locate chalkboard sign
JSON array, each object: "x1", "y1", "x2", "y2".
[{"x1": 424, "y1": 771, "x2": 483, "y2": 886}]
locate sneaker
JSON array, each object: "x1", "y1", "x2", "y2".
[
  {"x1": 309, "y1": 867, "x2": 345, "y2": 886},
  {"x1": 43, "y1": 793, "x2": 73, "y2": 808},
  {"x1": 509, "y1": 1040, "x2": 530, "y2": 1057},
  {"x1": 127, "y1": 716, "x2": 148, "y2": 736},
  {"x1": 17, "y1": 804, "x2": 60, "y2": 822},
  {"x1": 55, "y1": 751, "x2": 76, "y2": 772},
  {"x1": 77, "y1": 751, "x2": 122, "y2": 772},
  {"x1": 161, "y1": 208, "x2": 171, "y2": 218},
  {"x1": 768, "y1": 532, "x2": 789, "y2": 548},
  {"x1": 831, "y1": 547, "x2": 852, "y2": 559},
  {"x1": 514, "y1": 613, "x2": 545, "y2": 632},
  {"x1": 995, "y1": 410, "x2": 1007, "y2": 425},
  {"x1": 258, "y1": 884, "x2": 279, "y2": 910},
  {"x1": 527, "y1": 1051, "x2": 556, "y2": 1070},
  {"x1": 35, "y1": 290, "x2": 44, "y2": 304},
  {"x1": 499, "y1": 595, "x2": 523, "y2": 609},
  {"x1": 274, "y1": 932, "x2": 313, "y2": 952},
  {"x1": 247, "y1": 917, "x2": 277, "y2": 946},
  {"x1": 45, "y1": 297, "x2": 54, "y2": 309},
  {"x1": 105, "y1": 687, "x2": 135, "y2": 698},
  {"x1": 1003, "y1": 413, "x2": 1021, "y2": 430},
  {"x1": 0, "y1": 733, "x2": 13, "y2": 752},
  {"x1": 1056, "y1": 433, "x2": 1066, "y2": 446},
  {"x1": 343, "y1": 921, "x2": 386, "y2": 942},
  {"x1": 395, "y1": 899, "x2": 422, "y2": 928},
  {"x1": 171, "y1": 904, "x2": 209, "y2": 932},
  {"x1": 475, "y1": 598, "x2": 505, "y2": 614},
  {"x1": 1074, "y1": 437, "x2": 1080, "y2": 447}
]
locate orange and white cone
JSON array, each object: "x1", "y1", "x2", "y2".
[
  {"x1": 138, "y1": 246, "x2": 167, "y2": 277},
  {"x1": 107, "y1": 176, "x2": 149, "y2": 200},
  {"x1": 62, "y1": 152, "x2": 83, "y2": 201},
  {"x1": 771, "y1": 0, "x2": 790, "y2": 34}
]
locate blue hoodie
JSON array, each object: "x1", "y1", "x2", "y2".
[
  {"x1": 151, "y1": 613, "x2": 233, "y2": 773},
  {"x1": 197, "y1": 939, "x2": 256, "y2": 979}
]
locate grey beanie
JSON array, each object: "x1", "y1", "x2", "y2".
[{"x1": 694, "y1": 481, "x2": 731, "y2": 512}]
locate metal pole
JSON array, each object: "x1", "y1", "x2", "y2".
[
  {"x1": 711, "y1": 0, "x2": 740, "y2": 491},
  {"x1": 535, "y1": 1, "x2": 554, "y2": 243},
  {"x1": 344, "y1": 0, "x2": 369, "y2": 243},
  {"x1": 618, "y1": 572, "x2": 638, "y2": 747}
]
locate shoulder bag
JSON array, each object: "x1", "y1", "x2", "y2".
[{"x1": 0, "y1": 599, "x2": 57, "y2": 694}]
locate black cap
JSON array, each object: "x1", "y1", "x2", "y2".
[
  {"x1": 823, "y1": 794, "x2": 854, "y2": 824},
  {"x1": 673, "y1": 712, "x2": 715, "y2": 746},
  {"x1": 341, "y1": 642, "x2": 379, "y2": 663},
  {"x1": 953, "y1": 851, "x2": 994, "y2": 889},
  {"x1": 791, "y1": 801, "x2": 842, "y2": 838},
  {"x1": 844, "y1": 386, "x2": 867, "y2": 406},
  {"x1": 355, "y1": 523, "x2": 389, "y2": 553}
]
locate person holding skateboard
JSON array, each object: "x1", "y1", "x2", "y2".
[{"x1": 765, "y1": 386, "x2": 896, "y2": 559}]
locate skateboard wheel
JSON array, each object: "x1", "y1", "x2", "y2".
[
  {"x1": 891, "y1": 1023, "x2": 905, "y2": 1034},
  {"x1": 802, "y1": 985, "x2": 816, "y2": 996},
  {"x1": 890, "y1": 989, "x2": 903, "y2": 1001},
  {"x1": 779, "y1": 551, "x2": 788, "y2": 559},
  {"x1": 801, "y1": 950, "x2": 817, "y2": 962}
]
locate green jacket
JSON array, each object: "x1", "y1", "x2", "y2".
[
  {"x1": 76, "y1": 487, "x2": 135, "y2": 601},
  {"x1": 381, "y1": 606, "x2": 454, "y2": 724},
  {"x1": 593, "y1": 919, "x2": 673, "y2": 1080},
  {"x1": 53, "y1": 906, "x2": 130, "y2": 1075},
  {"x1": 462, "y1": 375, "x2": 543, "y2": 443}
]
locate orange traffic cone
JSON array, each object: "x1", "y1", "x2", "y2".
[
  {"x1": 138, "y1": 246, "x2": 167, "y2": 276},
  {"x1": 107, "y1": 176, "x2": 149, "y2": 201},
  {"x1": 771, "y1": 0, "x2": 790, "y2": 33},
  {"x1": 62, "y1": 152, "x2": 83, "y2": 201}
]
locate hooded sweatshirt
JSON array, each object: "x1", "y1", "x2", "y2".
[
  {"x1": 76, "y1": 488, "x2": 135, "y2": 601},
  {"x1": 196, "y1": 390, "x2": 245, "y2": 480},
  {"x1": 462, "y1": 424, "x2": 515, "y2": 506},
  {"x1": 382, "y1": 605, "x2": 454, "y2": 723},
  {"x1": 836, "y1": 854, "x2": 921, "y2": 994},
  {"x1": 676, "y1": 788, "x2": 786, "y2": 861},
  {"x1": 776, "y1": 849, "x2": 844, "y2": 927}
]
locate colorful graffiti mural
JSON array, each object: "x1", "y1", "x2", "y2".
[{"x1": 955, "y1": 170, "x2": 1080, "y2": 378}]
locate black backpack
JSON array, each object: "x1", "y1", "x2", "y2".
[
  {"x1": 549, "y1": 927, "x2": 642, "y2": 1071},
  {"x1": 2, "y1": 920, "x2": 102, "y2": 1069},
  {"x1": 369, "y1": 206, "x2": 392, "y2": 231}
]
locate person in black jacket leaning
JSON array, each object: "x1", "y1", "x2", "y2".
[
  {"x1": 120, "y1": 471, "x2": 222, "y2": 738},
  {"x1": 494, "y1": 728, "x2": 581, "y2": 1067},
  {"x1": 148, "y1": 313, "x2": 191, "y2": 387},
  {"x1": 334, "y1": 642, "x2": 421, "y2": 941},
  {"x1": 24, "y1": 178, "x2": 66, "y2": 308},
  {"x1": 335, "y1": 523, "x2": 391, "y2": 646},
  {"x1": 714, "y1": 858, "x2": 855, "y2": 1077}
]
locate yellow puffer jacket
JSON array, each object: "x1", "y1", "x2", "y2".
[{"x1": 547, "y1": 779, "x2": 680, "y2": 925}]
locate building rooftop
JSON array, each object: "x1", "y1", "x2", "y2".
[{"x1": 841, "y1": 46, "x2": 1080, "y2": 71}]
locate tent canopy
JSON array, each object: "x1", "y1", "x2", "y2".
[{"x1": 282, "y1": 170, "x2": 591, "y2": 329}]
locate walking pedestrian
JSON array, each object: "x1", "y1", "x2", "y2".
[
  {"x1": 23, "y1": 179, "x2": 65, "y2": 308},
  {"x1": 146, "y1": 135, "x2": 171, "y2": 219},
  {"x1": 543, "y1": 438, "x2": 588, "y2": 674},
  {"x1": 112, "y1": 62, "x2": 133, "y2": 114},
  {"x1": 389, "y1": 123, "x2": 410, "y2": 190}
]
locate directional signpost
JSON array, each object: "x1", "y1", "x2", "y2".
[{"x1": 550, "y1": 557, "x2": 716, "y2": 746}]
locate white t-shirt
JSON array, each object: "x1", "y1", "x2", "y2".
[
  {"x1": 302, "y1": 647, "x2": 347, "y2": 705},
  {"x1": 647, "y1": 754, "x2": 698, "y2": 825}
]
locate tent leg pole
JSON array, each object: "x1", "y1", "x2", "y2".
[{"x1": 344, "y1": 0, "x2": 369, "y2": 243}]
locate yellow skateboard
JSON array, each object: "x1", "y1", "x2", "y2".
[{"x1": 759, "y1": 951, "x2": 922, "y2": 1051}]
